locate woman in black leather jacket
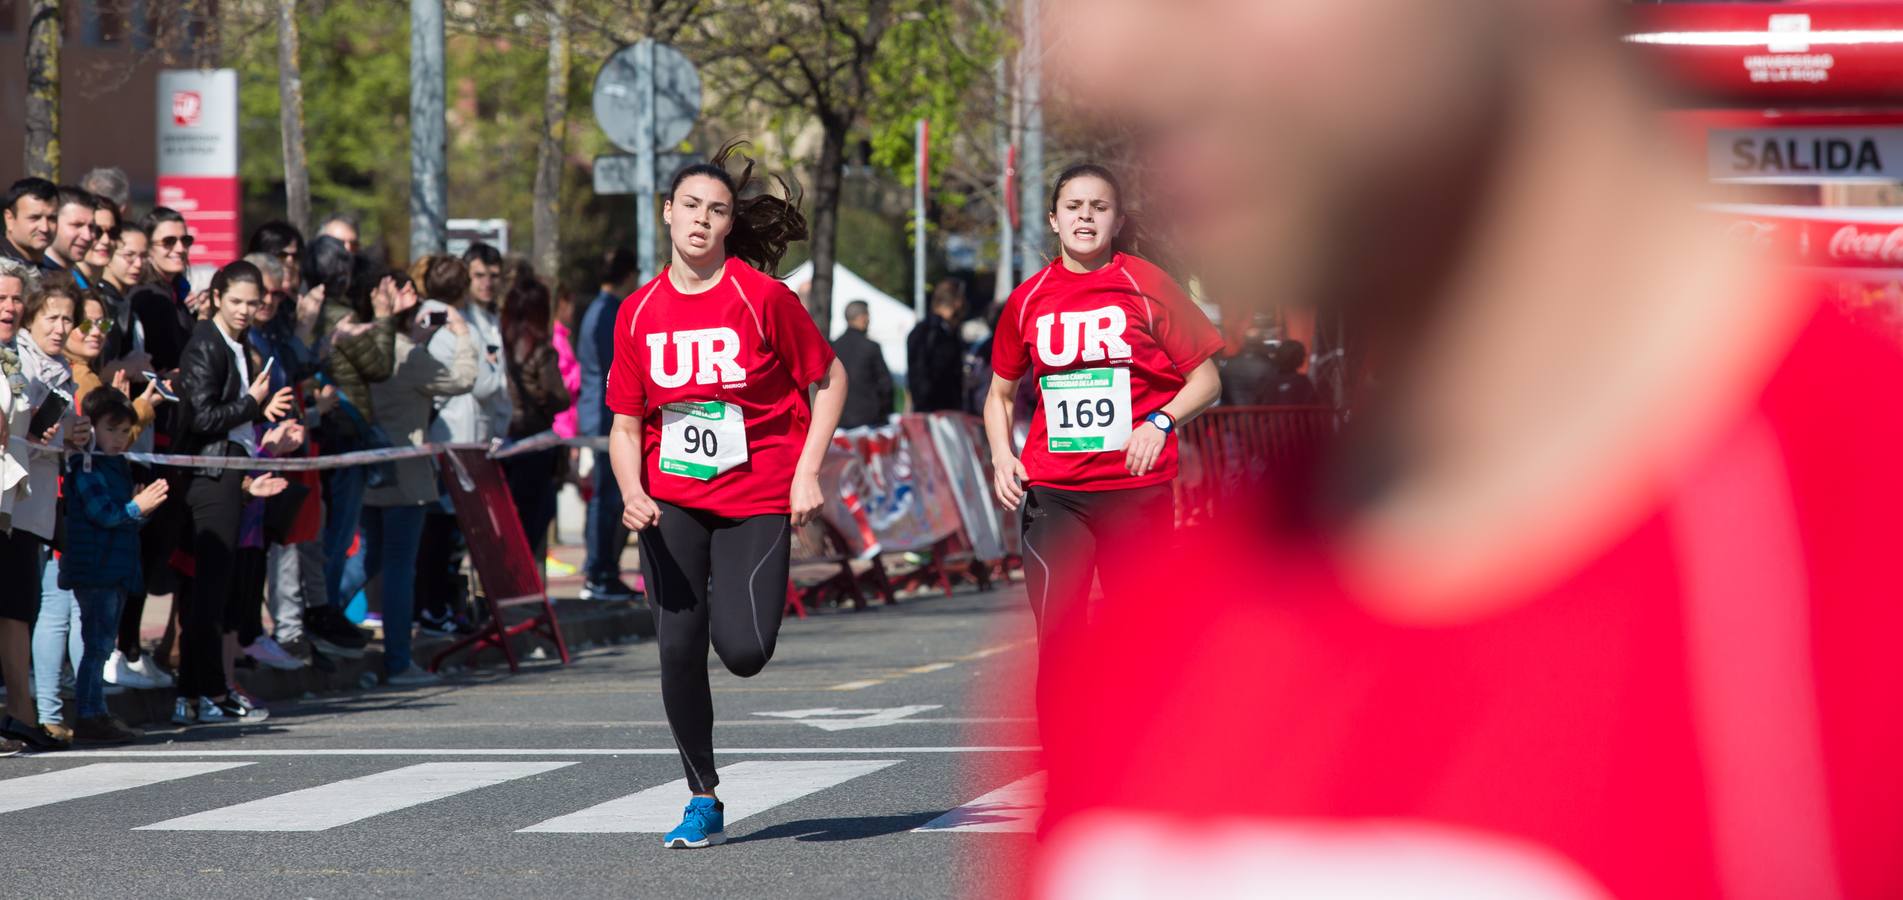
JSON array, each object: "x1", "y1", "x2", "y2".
[{"x1": 171, "y1": 260, "x2": 295, "y2": 727}]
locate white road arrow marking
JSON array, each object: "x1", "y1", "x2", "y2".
[{"x1": 752, "y1": 705, "x2": 943, "y2": 731}]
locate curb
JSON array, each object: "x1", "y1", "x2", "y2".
[{"x1": 92, "y1": 598, "x2": 656, "y2": 729}]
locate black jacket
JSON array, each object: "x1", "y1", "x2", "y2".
[
  {"x1": 905, "y1": 315, "x2": 965, "y2": 413},
  {"x1": 128, "y1": 276, "x2": 196, "y2": 372},
  {"x1": 832, "y1": 328, "x2": 894, "y2": 429},
  {"x1": 173, "y1": 320, "x2": 262, "y2": 460}
]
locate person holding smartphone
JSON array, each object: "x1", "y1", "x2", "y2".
[
  {"x1": 365, "y1": 272, "x2": 475, "y2": 686},
  {"x1": 170, "y1": 260, "x2": 294, "y2": 726},
  {"x1": 0, "y1": 277, "x2": 92, "y2": 752}
]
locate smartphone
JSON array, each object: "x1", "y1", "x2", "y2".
[
  {"x1": 260, "y1": 356, "x2": 277, "y2": 380},
  {"x1": 424, "y1": 309, "x2": 448, "y2": 328},
  {"x1": 140, "y1": 371, "x2": 179, "y2": 403},
  {"x1": 28, "y1": 392, "x2": 69, "y2": 439}
]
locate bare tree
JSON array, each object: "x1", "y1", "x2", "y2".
[
  {"x1": 684, "y1": 0, "x2": 900, "y2": 330},
  {"x1": 24, "y1": 0, "x2": 61, "y2": 181},
  {"x1": 278, "y1": 0, "x2": 313, "y2": 233},
  {"x1": 533, "y1": 0, "x2": 572, "y2": 278}
]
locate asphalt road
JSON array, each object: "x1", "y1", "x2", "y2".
[{"x1": 2, "y1": 586, "x2": 1042, "y2": 899}]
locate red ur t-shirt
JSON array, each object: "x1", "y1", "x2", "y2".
[
  {"x1": 604, "y1": 257, "x2": 836, "y2": 518},
  {"x1": 1031, "y1": 301, "x2": 1903, "y2": 900},
  {"x1": 992, "y1": 253, "x2": 1224, "y2": 491}
]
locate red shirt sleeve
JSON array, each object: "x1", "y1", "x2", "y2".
[
  {"x1": 763, "y1": 280, "x2": 836, "y2": 387},
  {"x1": 604, "y1": 291, "x2": 646, "y2": 419},
  {"x1": 1132, "y1": 259, "x2": 1224, "y2": 373},
  {"x1": 991, "y1": 289, "x2": 1030, "y2": 382}
]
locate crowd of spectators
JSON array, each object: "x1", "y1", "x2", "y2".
[{"x1": 0, "y1": 172, "x2": 589, "y2": 754}]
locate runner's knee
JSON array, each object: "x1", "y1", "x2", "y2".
[{"x1": 715, "y1": 644, "x2": 772, "y2": 678}]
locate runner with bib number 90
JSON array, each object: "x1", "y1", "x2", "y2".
[
  {"x1": 983, "y1": 164, "x2": 1224, "y2": 714},
  {"x1": 604, "y1": 141, "x2": 848, "y2": 849}
]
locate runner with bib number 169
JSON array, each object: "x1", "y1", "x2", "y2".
[
  {"x1": 604, "y1": 141, "x2": 848, "y2": 850},
  {"x1": 983, "y1": 164, "x2": 1224, "y2": 715}
]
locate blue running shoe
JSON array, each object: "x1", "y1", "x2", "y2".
[{"x1": 662, "y1": 796, "x2": 726, "y2": 848}]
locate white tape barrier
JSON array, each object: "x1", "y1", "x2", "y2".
[{"x1": 117, "y1": 431, "x2": 608, "y2": 471}]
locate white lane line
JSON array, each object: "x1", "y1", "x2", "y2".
[
  {"x1": 60, "y1": 746, "x2": 1037, "y2": 758},
  {"x1": 0, "y1": 763, "x2": 253, "y2": 815},
  {"x1": 519, "y1": 759, "x2": 900, "y2": 833},
  {"x1": 914, "y1": 771, "x2": 1045, "y2": 833},
  {"x1": 136, "y1": 761, "x2": 574, "y2": 832}
]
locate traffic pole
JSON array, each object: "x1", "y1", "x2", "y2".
[{"x1": 915, "y1": 118, "x2": 929, "y2": 318}]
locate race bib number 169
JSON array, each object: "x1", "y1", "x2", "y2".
[{"x1": 1041, "y1": 367, "x2": 1133, "y2": 453}]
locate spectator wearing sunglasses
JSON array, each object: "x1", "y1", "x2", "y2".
[
  {"x1": 126, "y1": 207, "x2": 197, "y2": 374},
  {"x1": 41, "y1": 187, "x2": 100, "y2": 287}
]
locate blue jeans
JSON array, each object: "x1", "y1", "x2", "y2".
[
  {"x1": 69, "y1": 587, "x2": 122, "y2": 719},
  {"x1": 361, "y1": 503, "x2": 427, "y2": 674},
  {"x1": 32, "y1": 553, "x2": 81, "y2": 725},
  {"x1": 33, "y1": 553, "x2": 125, "y2": 722},
  {"x1": 322, "y1": 465, "x2": 368, "y2": 609},
  {"x1": 583, "y1": 455, "x2": 630, "y2": 582}
]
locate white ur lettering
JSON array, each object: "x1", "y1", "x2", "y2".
[
  {"x1": 1035, "y1": 306, "x2": 1132, "y2": 367},
  {"x1": 646, "y1": 327, "x2": 745, "y2": 388}
]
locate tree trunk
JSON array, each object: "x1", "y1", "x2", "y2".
[
  {"x1": 277, "y1": 0, "x2": 312, "y2": 234},
  {"x1": 532, "y1": 0, "x2": 570, "y2": 279},
  {"x1": 24, "y1": 0, "x2": 61, "y2": 182},
  {"x1": 805, "y1": 119, "x2": 849, "y2": 333}
]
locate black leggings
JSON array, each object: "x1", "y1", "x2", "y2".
[
  {"x1": 1020, "y1": 484, "x2": 1174, "y2": 714},
  {"x1": 640, "y1": 499, "x2": 792, "y2": 793},
  {"x1": 178, "y1": 469, "x2": 245, "y2": 699}
]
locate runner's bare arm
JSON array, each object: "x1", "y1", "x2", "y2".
[
  {"x1": 1125, "y1": 358, "x2": 1221, "y2": 477},
  {"x1": 791, "y1": 358, "x2": 849, "y2": 526},
  {"x1": 984, "y1": 373, "x2": 1029, "y2": 510},
  {"x1": 609, "y1": 412, "x2": 660, "y2": 529}
]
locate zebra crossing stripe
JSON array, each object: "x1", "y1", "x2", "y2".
[
  {"x1": 135, "y1": 761, "x2": 575, "y2": 832},
  {"x1": 519, "y1": 759, "x2": 900, "y2": 833},
  {"x1": 0, "y1": 763, "x2": 254, "y2": 815},
  {"x1": 913, "y1": 771, "x2": 1044, "y2": 833}
]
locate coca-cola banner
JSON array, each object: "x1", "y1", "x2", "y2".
[
  {"x1": 1627, "y1": 3, "x2": 1903, "y2": 108},
  {"x1": 1709, "y1": 203, "x2": 1903, "y2": 271}
]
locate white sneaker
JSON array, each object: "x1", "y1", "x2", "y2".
[
  {"x1": 105, "y1": 651, "x2": 162, "y2": 690},
  {"x1": 244, "y1": 637, "x2": 306, "y2": 671},
  {"x1": 125, "y1": 654, "x2": 176, "y2": 688}
]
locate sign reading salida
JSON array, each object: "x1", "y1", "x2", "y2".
[{"x1": 1709, "y1": 127, "x2": 1903, "y2": 183}]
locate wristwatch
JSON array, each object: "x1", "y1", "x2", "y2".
[{"x1": 1146, "y1": 411, "x2": 1175, "y2": 434}]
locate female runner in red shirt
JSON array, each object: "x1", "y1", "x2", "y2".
[
  {"x1": 605, "y1": 143, "x2": 848, "y2": 849},
  {"x1": 983, "y1": 164, "x2": 1225, "y2": 715}
]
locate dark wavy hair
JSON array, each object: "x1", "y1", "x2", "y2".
[
  {"x1": 499, "y1": 269, "x2": 553, "y2": 364},
  {"x1": 666, "y1": 140, "x2": 808, "y2": 275}
]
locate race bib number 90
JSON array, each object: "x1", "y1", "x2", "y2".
[
  {"x1": 659, "y1": 400, "x2": 749, "y2": 480},
  {"x1": 1041, "y1": 367, "x2": 1133, "y2": 453}
]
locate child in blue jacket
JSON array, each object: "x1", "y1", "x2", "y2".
[{"x1": 60, "y1": 387, "x2": 168, "y2": 744}]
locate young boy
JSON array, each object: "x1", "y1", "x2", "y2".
[{"x1": 60, "y1": 387, "x2": 167, "y2": 744}]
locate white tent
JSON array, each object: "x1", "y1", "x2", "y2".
[{"x1": 782, "y1": 261, "x2": 916, "y2": 382}]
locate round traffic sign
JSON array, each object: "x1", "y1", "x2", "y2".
[{"x1": 593, "y1": 40, "x2": 702, "y2": 153}]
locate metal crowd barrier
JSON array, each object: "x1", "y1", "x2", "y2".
[{"x1": 1175, "y1": 405, "x2": 1340, "y2": 527}]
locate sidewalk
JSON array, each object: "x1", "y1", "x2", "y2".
[{"x1": 106, "y1": 539, "x2": 651, "y2": 729}]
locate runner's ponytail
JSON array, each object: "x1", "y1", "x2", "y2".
[{"x1": 667, "y1": 140, "x2": 809, "y2": 275}]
